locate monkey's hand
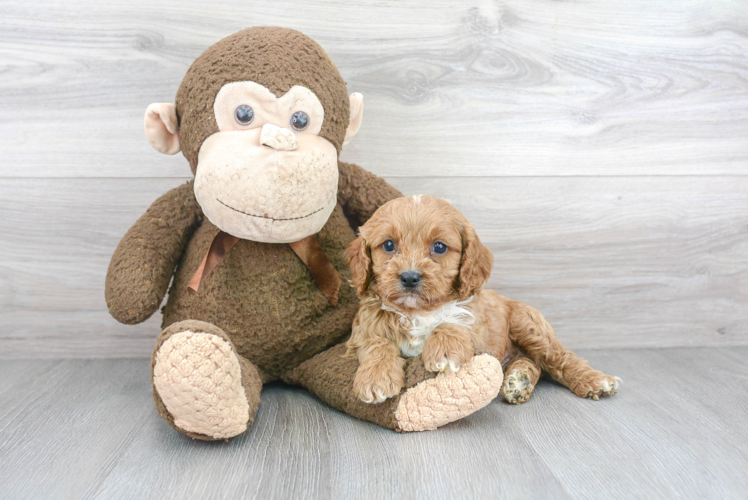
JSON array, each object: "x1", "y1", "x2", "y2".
[
  {"x1": 337, "y1": 161, "x2": 403, "y2": 227},
  {"x1": 105, "y1": 180, "x2": 202, "y2": 324}
]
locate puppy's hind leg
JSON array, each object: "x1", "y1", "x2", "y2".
[
  {"x1": 508, "y1": 302, "x2": 618, "y2": 400},
  {"x1": 501, "y1": 355, "x2": 542, "y2": 404}
]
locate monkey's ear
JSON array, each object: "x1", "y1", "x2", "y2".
[
  {"x1": 343, "y1": 93, "x2": 363, "y2": 146},
  {"x1": 345, "y1": 234, "x2": 372, "y2": 296},
  {"x1": 144, "y1": 103, "x2": 181, "y2": 155}
]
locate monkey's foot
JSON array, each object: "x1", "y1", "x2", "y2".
[
  {"x1": 282, "y1": 345, "x2": 503, "y2": 433},
  {"x1": 152, "y1": 321, "x2": 261, "y2": 440},
  {"x1": 394, "y1": 353, "x2": 503, "y2": 432}
]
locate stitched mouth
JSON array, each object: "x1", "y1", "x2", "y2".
[{"x1": 218, "y1": 199, "x2": 324, "y2": 221}]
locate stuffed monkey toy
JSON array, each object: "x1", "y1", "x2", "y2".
[{"x1": 105, "y1": 27, "x2": 504, "y2": 440}]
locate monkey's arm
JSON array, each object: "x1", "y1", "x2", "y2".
[
  {"x1": 337, "y1": 161, "x2": 403, "y2": 226},
  {"x1": 105, "y1": 180, "x2": 202, "y2": 324}
]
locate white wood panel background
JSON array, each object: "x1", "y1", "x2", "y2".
[{"x1": 0, "y1": 0, "x2": 746, "y2": 357}]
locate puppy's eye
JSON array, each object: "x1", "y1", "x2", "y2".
[
  {"x1": 382, "y1": 239, "x2": 396, "y2": 253},
  {"x1": 290, "y1": 111, "x2": 309, "y2": 131},
  {"x1": 432, "y1": 242, "x2": 448, "y2": 254},
  {"x1": 235, "y1": 105, "x2": 254, "y2": 125}
]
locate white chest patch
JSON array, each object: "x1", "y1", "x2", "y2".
[{"x1": 382, "y1": 298, "x2": 475, "y2": 357}]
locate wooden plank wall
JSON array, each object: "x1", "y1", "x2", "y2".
[{"x1": 1, "y1": 0, "x2": 746, "y2": 358}]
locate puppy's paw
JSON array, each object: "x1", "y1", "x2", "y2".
[
  {"x1": 502, "y1": 369, "x2": 534, "y2": 405},
  {"x1": 572, "y1": 372, "x2": 620, "y2": 400},
  {"x1": 353, "y1": 361, "x2": 405, "y2": 404},
  {"x1": 422, "y1": 333, "x2": 474, "y2": 373}
]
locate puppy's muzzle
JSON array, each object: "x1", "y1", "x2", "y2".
[{"x1": 399, "y1": 271, "x2": 422, "y2": 290}]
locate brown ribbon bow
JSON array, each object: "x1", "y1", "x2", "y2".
[{"x1": 188, "y1": 231, "x2": 341, "y2": 306}]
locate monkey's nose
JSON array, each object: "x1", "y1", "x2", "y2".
[
  {"x1": 399, "y1": 271, "x2": 422, "y2": 289},
  {"x1": 260, "y1": 123, "x2": 298, "y2": 151}
]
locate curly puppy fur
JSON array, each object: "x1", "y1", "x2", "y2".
[{"x1": 344, "y1": 195, "x2": 618, "y2": 404}]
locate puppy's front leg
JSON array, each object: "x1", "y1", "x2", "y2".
[
  {"x1": 353, "y1": 338, "x2": 405, "y2": 404},
  {"x1": 422, "y1": 324, "x2": 475, "y2": 373}
]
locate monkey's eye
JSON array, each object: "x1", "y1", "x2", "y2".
[
  {"x1": 290, "y1": 111, "x2": 309, "y2": 131},
  {"x1": 432, "y1": 242, "x2": 448, "y2": 254},
  {"x1": 382, "y1": 239, "x2": 396, "y2": 253},
  {"x1": 235, "y1": 105, "x2": 254, "y2": 125}
]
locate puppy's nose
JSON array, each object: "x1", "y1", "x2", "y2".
[{"x1": 400, "y1": 271, "x2": 422, "y2": 289}]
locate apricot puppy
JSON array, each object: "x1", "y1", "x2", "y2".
[{"x1": 345, "y1": 195, "x2": 619, "y2": 405}]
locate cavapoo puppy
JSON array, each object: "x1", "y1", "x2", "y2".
[{"x1": 344, "y1": 195, "x2": 618, "y2": 405}]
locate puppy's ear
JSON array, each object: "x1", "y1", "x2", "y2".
[
  {"x1": 345, "y1": 235, "x2": 372, "y2": 296},
  {"x1": 457, "y1": 224, "x2": 493, "y2": 300}
]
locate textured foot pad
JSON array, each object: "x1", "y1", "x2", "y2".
[
  {"x1": 394, "y1": 353, "x2": 503, "y2": 432},
  {"x1": 502, "y1": 369, "x2": 534, "y2": 404},
  {"x1": 153, "y1": 331, "x2": 249, "y2": 439}
]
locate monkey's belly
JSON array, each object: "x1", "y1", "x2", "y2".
[{"x1": 161, "y1": 205, "x2": 358, "y2": 379}]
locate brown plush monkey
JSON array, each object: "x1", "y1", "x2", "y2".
[{"x1": 106, "y1": 27, "x2": 504, "y2": 440}]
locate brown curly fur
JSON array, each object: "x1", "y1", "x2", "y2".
[{"x1": 344, "y1": 195, "x2": 618, "y2": 404}]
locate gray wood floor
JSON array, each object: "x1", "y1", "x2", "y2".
[{"x1": 1, "y1": 347, "x2": 746, "y2": 499}]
